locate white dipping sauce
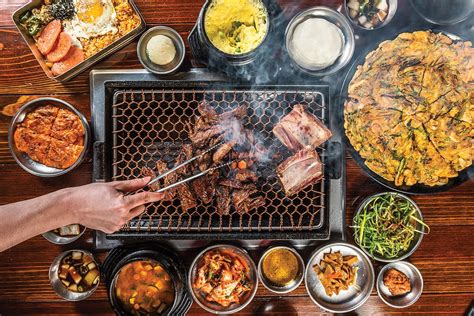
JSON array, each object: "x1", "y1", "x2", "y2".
[{"x1": 290, "y1": 18, "x2": 343, "y2": 69}]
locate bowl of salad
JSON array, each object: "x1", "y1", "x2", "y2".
[{"x1": 351, "y1": 192, "x2": 430, "y2": 262}]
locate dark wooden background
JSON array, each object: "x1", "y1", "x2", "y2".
[{"x1": 0, "y1": 0, "x2": 473, "y2": 315}]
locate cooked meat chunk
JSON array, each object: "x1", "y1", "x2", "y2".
[
  {"x1": 189, "y1": 126, "x2": 223, "y2": 148},
  {"x1": 197, "y1": 101, "x2": 219, "y2": 122},
  {"x1": 383, "y1": 268, "x2": 411, "y2": 296},
  {"x1": 45, "y1": 138, "x2": 83, "y2": 169},
  {"x1": 213, "y1": 141, "x2": 235, "y2": 163},
  {"x1": 216, "y1": 186, "x2": 231, "y2": 215},
  {"x1": 232, "y1": 185, "x2": 261, "y2": 214},
  {"x1": 276, "y1": 148, "x2": 323, "y2": 196},
  {"x1": 140, "y1": 166, "x2": 160, "y2": 191},
  {"x1": 50, "y1": 109, "x2": 85, "y2": 145},
  {"x1": 192, "y1": 175, "x2": 215, "y2": 204},
  {"x1": 21, "y1": 105, "x2": 59, "y2": 135},
  {"x1": 177, "y1": 183, "x2": 197, "y2": 212},
  {"x1": 219, "y1": 179, "x2": 245, "y2": 189},
  {"x1": 273, "y1": 104, "x2": 332, "y2": 152},
  {"x1": 155, "y1": 160, "x2": 175, "y2": 200},
  {"x1": 235, "y1": 169, "x2": 258, "y2": 182}
]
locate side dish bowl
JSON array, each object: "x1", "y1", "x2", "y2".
[
  {"x1": 189, "y1": 244, "x2": 258, "y2": 314},
  {"x1": 376, "y1": 261, "x2": 423, "y2": 308},
  {"x1": 305, "y1": 242, "x2": 375, "y2": 313},
  {"x1": 8, "y1": 97, "x2": 90, "y2": 177},
  {"x1": 352, "y1": 192, "x2": 426, "y2": 262},
  {"x1": 42, "y1": 225, "x2": 86, "y2": 245}
]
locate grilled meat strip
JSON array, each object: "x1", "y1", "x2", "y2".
[
  {"x1": 213, "y1": 141, "x2": 236, "y2": 163},
  {"x1": 276, "y1": 147, "x2": 323, "y2": 196},
  {"x1": 235, "y1": 169, "x2": 258, "y2": 182},
  {"x1": 155, "y1": 160, "x2": 176, "y2": 201},
  {"x1": 192, "y1": 173, "x2": 216, "y2": 204},
  {"x1": 216, "y1": 186, "x2": 231, "y2": 215},
  {"x1": 177, "y1": 183, "x2": 197, "y2": 212},
  {"x1": 273, "y1": 104, "x2": 332, "y2": 152},
  {"x1": 140, "y1": 166, "x2": 160, "y2": 191}
]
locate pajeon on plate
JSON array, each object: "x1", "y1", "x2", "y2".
[{"x1": 343, "y1": 30, "x2": 473, "y2": 194}]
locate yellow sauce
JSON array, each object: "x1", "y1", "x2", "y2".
[
  {"x1": 262, "y1": 249, "x2": 299, "y2": 286},
  {"x1": 204, "y1": 0, "x2": 268, "y2": 55}
]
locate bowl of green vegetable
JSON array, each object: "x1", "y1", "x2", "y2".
[{"x1": 352, "y1": 192, "x2": 429, "y2": 262}]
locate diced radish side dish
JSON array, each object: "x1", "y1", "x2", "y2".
[
  {"x1": 58, "y1": 251, "x2": 99, "y2": 293},
  {"x1": 347, "y1": 0, "x2": 389, "y2": 29}
]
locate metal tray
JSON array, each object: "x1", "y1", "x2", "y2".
[
  {"x1": 90, "y1": 69, "x2": 346, "y2": 249},
  {"x1": 12, "y1": 0, "x2": 146, "y2": 82}
]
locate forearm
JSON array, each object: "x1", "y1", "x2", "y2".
[{"x1": 0, "y1": 188, "x2": 74, "y2": 252}]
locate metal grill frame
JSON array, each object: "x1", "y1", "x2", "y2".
[
  {"x1": 110, "y1": 88, "x2": 327, "y2": 234},
  {"x1": 90, "y1": 69, "x2": 345, "y2": 246}
]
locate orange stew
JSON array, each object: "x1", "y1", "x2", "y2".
[{"x1": 115, "y1": 260, "x2": 175, "y2": 315}]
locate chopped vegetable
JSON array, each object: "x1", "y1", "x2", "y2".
[
  {"x1": 352, "y1": 193, "x2": 430, "y2": 259},
  {"x1": 58, "y1": 251, "x2": 99, "y2": 293}
]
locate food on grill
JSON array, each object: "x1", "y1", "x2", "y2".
[
  {"x1": 313, "y1": 250, "x2": 359, "y2": 297},
  {"x1": 346, "y1": 0, "x2": 390, "y2": 29},
  {"x1": 19, "y1": 0, "x2": 140, "y2": 75},
  {"x1": 193, "y1": 248, "x2": 252, "y2": 307},
  {"x1": 261, "y1": 248, "x2": 300, "y2": 287},
  {"x1": 115, "y1": 260, "x2": 175, "y2": 315},
  {"x1": 58, "y1": 251, "x2": 99, "y2": 293},
  {"x1": 141, "y1": 101, "x2": 265, "y2": 214},
  {"x1": 383, "y1": 268, "x2": 411, "y2": 296},
  {"x1": 352, "y1": 193, "x2": 429, "y2": 260},
  {"x1": 345, "y1": 31, "x2": 473, "y2": 187},
  {"x1": 288, "y1": 18, "x2": 344, "y2": 70},
  {"x1": 204, "y1": 0, "x2": 268, "y2": 54},
  {"x1": 13, "y1": 105, "x2": 85, "y2": 169},
  {"x1": 140, "y1": 166, "x2": 160, "y2": 192},
  {"x1": 273, "y1": 104, "x2": 332, "y2": 152},
  {"x1": 276, "y1": 148, "x2": 323, "y2": 196},
  {"x1": 146, "y1": 34, "x2": 176, "y2": 66},
  {"x1": 52, "y1": 224, "x2": 82, "y2": 236}
]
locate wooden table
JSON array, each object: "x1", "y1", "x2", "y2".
[{"x1": 0, "y1": 0, "x2": 473, "y2": 315}]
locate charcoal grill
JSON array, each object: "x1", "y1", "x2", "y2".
[{"x1": 91, "y1": 69, "x2": 345, "y2": 249}]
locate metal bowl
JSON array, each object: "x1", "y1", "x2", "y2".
[
  {"x1": 257, "y1": 246, "x2": 305, "y2": 294},
  {"x1": 137, "y1": 26, "x2": 185, "y2": 75},
  {"x1": 49, "y1": 250, "x2": 100, "y2": 301},
  {"x1": 343, "y1": 0, "x2": 398, "y2": 30},
  {"x1": 352, "y1": 192, "x2": 426, "y2": 262},
  {"x1": 189, "y1": 244, "x2": 258, "y2": 314},
  {"x1": 285, "y1": 6, "x2": 355, "y2": 76},
  {"x1": 410, "y1": 0, "x2": 473, "y2": 25},
  {"x1": 376, "y1": 261, "x2": 423, "y2": 308},
  {"x1": 42, "y1": 225, "x2": 86, "y2": 245},
  {"x1": 305, "y1": 242, "x2": 375, "y2": 313},
  {"x1": 8, "y1": 97, "x2": 90, "y2": 177}
]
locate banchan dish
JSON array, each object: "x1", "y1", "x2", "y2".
[
  {"x1": 12, "y1": 0, "x2": 145, "y2": 82},
  {"x1": 8, "y1": 97, "x2": 90, "y2": 177},
  {"x1": 103, "y1": 245, "x2": 192, "y2": 316}
]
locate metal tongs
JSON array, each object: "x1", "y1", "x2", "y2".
[{"x1": 146, "y1": 141, "x2": 234, "y2": 193}]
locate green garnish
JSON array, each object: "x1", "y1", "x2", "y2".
[{"x1": 351, "y1": 193, "x2": 430, "y2": 259}]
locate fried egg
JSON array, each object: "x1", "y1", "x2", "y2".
[{"x1": 63, "y1": 0, "x2": 118, "y2": 39}]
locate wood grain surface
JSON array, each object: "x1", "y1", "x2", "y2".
[{"x1": 0, "y1": 0, "x2": 473, "y2": 315}]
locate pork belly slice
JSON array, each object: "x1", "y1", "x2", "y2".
[
  {"x1": 273, "y1": 104, "x2": 332, "y2": 152},
  {"x1": 276, "y1": 148, "x2": 323, "y2": 196}
]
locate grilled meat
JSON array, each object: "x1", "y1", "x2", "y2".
[
  {"x1": 216, "y1": 186, "x2": 231, "y2": 215},
  {"x1": 235, "y1": 169, "x2": 258, "y2": 182},
  {"x1": 177, "y1": 183, "x2": 197, "y2": 212},
  {"x1": 276, "y1": 148, "x2": 323, "y2": 196},
  {"x1": 213, "y1": 141, "x2": 235, "y2": 163},
  {"x1": 140, "y1": 166, "x2": 160, "y2": 191},
  {"x1": 190, "y1": 125, "x2": 223, "y2": 148},
  {"x1": 219, "y1": 179, "x2": 245, "y2": 189},
  {"x1": 155, "y1": 160, "x2": 176, "y2": 201},
  {"x1": 192, "y1": 174, "x2": 215, "y2": 204},
  {"x1": 273, "y1": 104, "x2": 332, "y2": 152}
]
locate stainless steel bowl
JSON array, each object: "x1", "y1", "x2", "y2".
[
  {"x1": 343, "y1": 0, "x2": 398, "y2": 30},
  {"x1": 8, "y1": 97, "x2": 90, "y2": 177},
  {"x1": 257, "y1": 246, "x2": 304, "y2": 294},
  {"x1": 49, "y1": 250, "x2": 100, "y2": 301},
  {"x1": 305, "y1": 242, "x2": 375, "y2": 313},
  {"x1": 376, "y1": 261, "x2": 423, "y2": 308},
  {"x1": 189, "y1": 244, "x2": 258, "y2": 314},
  {"x1": 285, "y1": 6, "x2": 355, "y2": 76},
  {"x1": 137, "y1": 26, "x2": 185, "y2": 75},
  {"x1": 352, "y1": 192, "x2": 426, "y2": 262},
  {"x1": 42, "y1": 225, "x2": 86, "y2": 245}
]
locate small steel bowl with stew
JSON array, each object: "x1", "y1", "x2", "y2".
[
  {"x1": 376, "y1": 261, "x2": 423, "y2": 308},
  {"x1": 258, "y1": 246, "x2": 305, "y2": 294},
  {"x1": 8, "y1": 97, "x2": 90, "y2": 177},
  {"x1": 343, "y1": 0, "x2": 398, "y2": 30},
  {"x1": 49, "y1": 250, "x2": 100, "y2": 301}
]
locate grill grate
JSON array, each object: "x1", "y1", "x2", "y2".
[{"x1": 111, "y1": 88, "x2": 328, "y2": 234}]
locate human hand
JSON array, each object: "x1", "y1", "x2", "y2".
[{"x1": 64, "y1": 177, "x2": 163, "y2": 234}]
